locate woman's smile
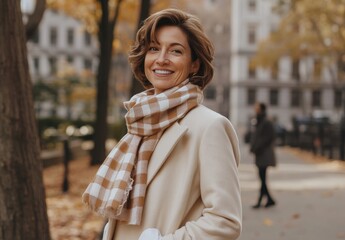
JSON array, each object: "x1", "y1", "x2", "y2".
[{"x1": 153, "y1": 69, "x2": 174, "y2": 76}]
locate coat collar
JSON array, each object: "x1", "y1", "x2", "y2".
[{"x1": 147, "y1": 121, "x2": 188, "y2": 185}]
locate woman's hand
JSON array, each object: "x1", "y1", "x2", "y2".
[{"x1": 138, "y1": 228, "x2": 162, "y2": 240}]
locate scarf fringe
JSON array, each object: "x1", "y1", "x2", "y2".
[
  {"x1": 83, "y1": 178, "x2": 134, "y2": 220},
  {"x1": 116, "y1": 177, "x2": 134, "y2": 216}
]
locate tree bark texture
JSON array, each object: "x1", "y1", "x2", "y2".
[
  {"x1": 0, "y1": 1, "x2": 51, "y2": 239},
  {"x1": 130, "y1": 0, "x2": 151, "y2": 97},
  {"x1": 91, "y1": 0, "x2": 123, "y2": 165}
]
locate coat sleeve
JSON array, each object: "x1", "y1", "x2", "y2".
[{"x1": 162, "y1": 116, "x2": 242, "y2": 240}]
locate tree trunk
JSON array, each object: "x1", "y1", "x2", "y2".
[
  {"x1": 130, "y1": 0, "x2": 151, "y2": 97},
  {"x1": 91, "y1": 0, "x2": 123, "y2": 165},
  {"x1": 0, "y1": 1, "x2": 51, "y2": 240},
  {"x1": 25, "y1": 0, "x2": 46, "y2": 40}
]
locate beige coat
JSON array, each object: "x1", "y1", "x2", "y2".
[{"x1": 103, "y1": 105, "x2": 242, "y2": 240}]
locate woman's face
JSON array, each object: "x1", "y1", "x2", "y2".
[{"x1": 144, "y1": 25, "x2": 199, "y2": 94}]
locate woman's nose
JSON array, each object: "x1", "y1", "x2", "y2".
[{"x1": 156, "y1": 51, "x2": 169, "y2": 65}]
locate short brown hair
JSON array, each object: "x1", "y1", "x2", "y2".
[{"x1": 128, "y1": 8, "x2": 214, "y2": 89}]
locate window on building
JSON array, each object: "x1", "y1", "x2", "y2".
[
  {"x1": 48, "y1": 57, "x2": 57, "y2": 74},
  {"x1": 33, "y1": 57, "x2": 40, "y2": 74},
  {"x1": 335, "y1": 89, "x2": 342, "y2": 108},
  {"x1": 247, "y1": 24, "x2": 256, "y2": 45},
  {"x1": 67, "y1": 28, "x2": 74, "y2": 46},
  {"x1": 271, "y1": 61, "x2": 279, "y2": 80},
  {"x1": 248, "y1": 58, "x2": 256, "y2": 79},
  {"x1": 338, "y1": 56, "x2": 345, "y2": 80},
  {"x1": 223, "y1": 85, "x2": 229, "y2": 102},
  {"x1": 312, "y1": 89, "x2": 322, "y2": 107},
  {"x1": 49, "y1": 27, "x2": 57, "y2": 46},
  {"x1": 269, "y1": 89, "x2": 279, "y2": 106},
  {"x1": 247, "y1": 88, "x2": 256, "y2": 105},
  {"x1": 292, "y1": 59, "x2": 300, "y2": 80},
  {"x1": 205, "y1": 85, "x2": 216, "y2": 100},
  {"x1": 290, "y1": 89, "x2": 301, "y2": 107},
  {"x1": 84, "y1": 31, "x2": 92, "y2": 46},
  {"x1": 248, "y1": 66, "x2": 256, "y2": 79},
  {"x1": 248, "y1": 0, "x2": 257, "y2": 11},
  {"x1": 67, "y1": 55, "x2": 74, "y2": 64},
  {"x1": 83, "y1": 58, "x2": 93, "y2": 70},
  {"x1": 313, "y1": 59, "x2": 322, "y2": 81}
]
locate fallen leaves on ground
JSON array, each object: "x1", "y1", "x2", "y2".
[
  {"x1": 43, "y1": 156, "x2": 105, "y2": 240},
  {"x1": 263, "y1": 218, "x2": 273, "y2": 226},
  {"x1": 283, "y1": 147, "x2": 345, "y2": 171}
]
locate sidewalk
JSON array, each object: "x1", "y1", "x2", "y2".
[
  {"x1": 239, "y1": 144, "x2": 345, "y2": 240},
  {"x1": 44, "y1": 143, "x2": 345, "y2": 240}
]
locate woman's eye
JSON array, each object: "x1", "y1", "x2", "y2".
[
  {"x1": 149, "y1": 47, "x2": 159, "y2": 51},
  {"x1": 171, "y1": 49, "x2": 182, "y2": 54}
]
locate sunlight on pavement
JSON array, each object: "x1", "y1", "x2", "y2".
[
  {"x1": 239, "y1": 148, "x2": 345, "y2": 240},
  {"x1": 239, "y1": 163, "x2": 345, "y2": 191}
]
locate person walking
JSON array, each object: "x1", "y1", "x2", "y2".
[
  {"x1": 82, "y1": 8, "x2": 242, "y2": 240},
  {"x1": 250, "y1": 102, "x2": 277, "y2": 208}
]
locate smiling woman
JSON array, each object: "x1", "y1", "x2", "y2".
[
  {"x1": 129, "y1": 8, "x2": 214, "y2": 90},
  {"x1": 144, "y1": 25, "x2": 199, "y2": 94},
  {"x1": 82, "y1": 8, "x2": 242, "y2": 240}
]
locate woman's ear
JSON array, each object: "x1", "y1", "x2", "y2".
[{"x1": 191, "y1": 59, "x2": 200, "y2": 74}]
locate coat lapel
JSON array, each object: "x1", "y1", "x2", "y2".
[{"x1": 147, "y1": 122, "x2": 188, "y2": 185}]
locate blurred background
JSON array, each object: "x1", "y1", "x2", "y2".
[
  {"x1": 22, "y1": 0, "x2": 345, "y2": 155},
  {"x1": 18, "y1": 0, "x2": 345, "y2": 239}
]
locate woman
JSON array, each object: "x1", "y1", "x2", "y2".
[
  {"x1": 250, "y1": 102, "x2": 276, "y2": 208},
  {"x1": 83, "y1": 8, "x2": 242, "y2": 240}
]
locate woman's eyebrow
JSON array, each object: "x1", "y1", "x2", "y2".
[
  {"x1": 149, "y1": 41, "x2": 186, "y2": 49},
  {"x1": 170, "y1": 42, "x2": 186, "y2": 49}
]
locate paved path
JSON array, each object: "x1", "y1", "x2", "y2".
[{"x1": 238, "y1": 144, "x2": 345, "y2": 240}]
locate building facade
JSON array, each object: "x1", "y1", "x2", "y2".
[
  {"x1": 27, "y1": 10, "x2": 98, "y2": 80},
  {"x1": 187, "y1": 0, "x2": 231, "y2": 117},
  {"x1": 230, "y1": 0, "x2": 344, "y2": 131},
  {"x1": 26, "y1": 3, "x2": 231, "y2": 121},
  {"x1": 26, "y1": 9, "x2": 99, "y2": 119}
]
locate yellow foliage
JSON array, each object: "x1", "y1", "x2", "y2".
[
  {"x1": 47, "y1": 0, "x2": 101, "y2": 33},
  {"x1": 47, "y1": 0, "x2": 188, "y2": 54},
  {"x1": 71, "y1": 86, "x2": 96, "y2": 101},
  {"x1": 254, "y1": 0, "x2": 345, "y2": 68},
  {"x1": 263, "y1": 217, "x2": 273, "y2": 227},
  {"x1": 47, "y1": 0, "x2": 139, "y2": 55}
]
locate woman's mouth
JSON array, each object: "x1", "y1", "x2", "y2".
[{"x1": 154, "y1": 69, "x2": 173, "y2": 75}]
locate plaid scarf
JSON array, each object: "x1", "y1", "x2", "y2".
[{"x1": 82, "y1": 81, "x2": 203, "y2": 225}]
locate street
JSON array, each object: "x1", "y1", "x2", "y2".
[{"x1": 238, "y1": 144, "x2": 345, "y2": 240}]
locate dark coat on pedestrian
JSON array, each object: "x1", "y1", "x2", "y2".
[{"x1": 250, "y1": 114, "x2": 276, "y2": 167}]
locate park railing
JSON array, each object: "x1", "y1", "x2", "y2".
[{"x1": 284, "y1": 117, "x2": 344, "y2": 160}]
